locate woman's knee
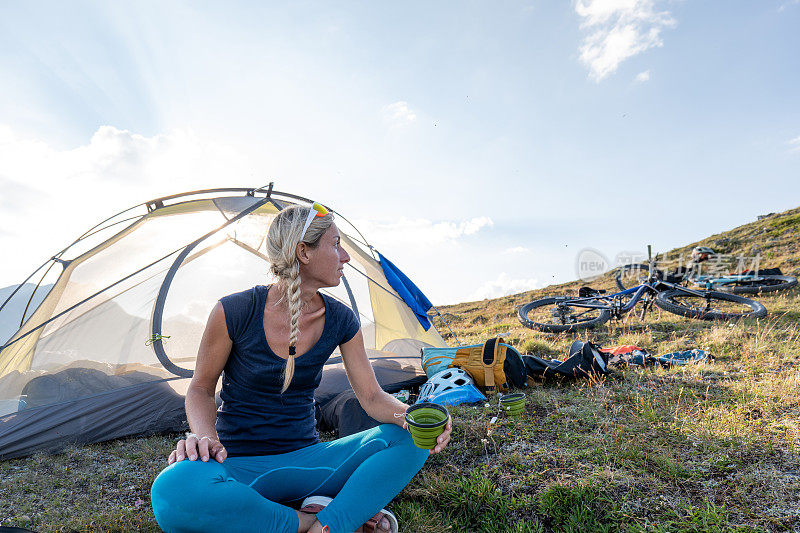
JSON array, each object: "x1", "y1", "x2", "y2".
[
  {"x1": 151, "y1": 460, "x2": 229, "y2": 530},
  {"x1": 377, "y1": 424, "x2": 429, "y2": 462},
  {"x1": 375, "y1": 423, "x2": 410, "y2": 443}
]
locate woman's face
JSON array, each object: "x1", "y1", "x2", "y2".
[{"x1": 300, "y1": 223, "x2": 350, "y2": 288}]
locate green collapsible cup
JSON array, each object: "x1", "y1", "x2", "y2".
[
  {"x1": 405, "y1": 402, "x2": 450, "y2": 449},
  {"x1": 500, "y1": 392, "x2": 526, "y2": 416}
]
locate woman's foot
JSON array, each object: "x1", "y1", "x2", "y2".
[
  {"x1": 300, "y1": 495, "x2": 397, "y2": 533},
  {"x1": 304, "y1": 517, "x2": 391, "y2": 533},
  {"x1": 355, "y1": 514, "x2": 392, "y2": 532},
  {"x1": 297, "y1": 510, "x2": 319, "y2": 533}
]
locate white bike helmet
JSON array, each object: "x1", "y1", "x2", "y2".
[
  {"x1": 418, "y1": 368, "x2": 474, "y2": 401},
  {"x1": 691, "y1": 246, "x2": 715, "y2": 263}
]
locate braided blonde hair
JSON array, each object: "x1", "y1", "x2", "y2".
[{"x1": 266, "y1": 205, "x2": 334, "y2": 392}]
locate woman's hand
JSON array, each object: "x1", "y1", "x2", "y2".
[
  {"x1": 338, "y1": 330, "x2": 454, "y2": 454},
  {"x1": 402, "y1": 415, "x2": 452, "y2": 455},
  {"x1": 168, "y1": 434, "x2": 227, "y2": 465},
  {"x1": 172, "y1": 302, "x2": 231, "y2": 466},
  {"x1": 429, "y1": 415, "x2": 452, "y2": 455}
]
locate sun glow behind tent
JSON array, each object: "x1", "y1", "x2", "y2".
[{"x1": 0, "y1": 186, "x2": 448, "y2": 459}]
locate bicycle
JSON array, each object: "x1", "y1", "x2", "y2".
[
  {"x1": 518, "y1": 246, "x2": 767, "y2": 333},
  {"x1": 615, "y1": 264, "x2": 797, "y2": 295}
]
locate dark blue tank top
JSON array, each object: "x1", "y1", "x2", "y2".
[{"x1": 216, "y1": 285, "x2": 360, "y2": 456}]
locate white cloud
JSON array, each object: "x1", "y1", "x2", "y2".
[
  {"x1": 788, "y1": 136, "x2": 800, "y2": 153},
  {"x1": 381, "y1": 101, "x2": 417, "y2": 127},
  {"x1": 0, "y1": 124, "x2": 252, "y2": 287},
  {"x1": 460, "y1": 217, "x2": 493, "y2": 235},
  {"x1": 471, "y1": 272, "x2": 538, "y2": 301},
  {"x1": 356, "y1": 216, "x2": 494, "y2": 249},
  {"x1": 503, "y1": 246, "x2": 530, "y2": 254},
  {"x1": 575, "y1": 0, "x2": 676, "y2": 82},
  {"x1": 0, "y1": 125, "x2": 246, "y2": 192},
  {"x1": 635, "y1": 69, "x2": 651, "y2": 82},
  {"x1": 779, "y1": 0, "x2": 800, "y2": 11}
]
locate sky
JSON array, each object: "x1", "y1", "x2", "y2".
[{"x1": 0, "y1": 0, "x2": 798, "y2": 305}]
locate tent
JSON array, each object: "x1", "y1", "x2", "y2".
[{"x1": 0, "y1": 186, "x2": 451, "y2": 459}]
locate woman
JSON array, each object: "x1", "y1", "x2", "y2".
[{"x1": 150, "y1": 203, "x2": 451, "y2": 533}]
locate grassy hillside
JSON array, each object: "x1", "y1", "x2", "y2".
[
  {"x1": 435, "y1": 206, "x2": 800, "y2": 351},
  {"x1": 1, "y1": 209, "x2": 800, "y2": 532}
]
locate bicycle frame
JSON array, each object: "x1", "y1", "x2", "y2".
[
  {"x1": 690, "y1": 273, "x2": 763, "y2": 290},
  {"x1": 554, "y1": 279, "x2": 709, "y2": 317},
  {"x1": 560, "y1": 285, "x2": 649, "y2": 313},
  {"x1": 520, "y1": 243, "x2": 768, "y2": 331}
]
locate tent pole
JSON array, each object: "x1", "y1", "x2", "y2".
[
  {"x1": 150, "y1": 196, "x2": 273, "y2": 377},
  {"x1": 431, "y1": 306, "x2": 460, "y2": 345},
  {"x1": 18, "y1": 259, "x2": 64, "y2": 327}
]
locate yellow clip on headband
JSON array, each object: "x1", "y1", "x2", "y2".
[{"x1": 300, "y1": 202, "x2": 329, "y2": 240}]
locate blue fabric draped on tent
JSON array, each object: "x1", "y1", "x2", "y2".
[{"x1": 377, "y1": 252, "x2": 433, "y2": 331}]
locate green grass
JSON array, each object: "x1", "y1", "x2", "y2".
[
  {"x1": 766, "y1": 213, "x2": 800, "y2": 238},
  {"x1": 2, "y1": 207, "x2": 800, "y2": 531},
  {"x1": 537, "y1": 483, "x2": 614, "y2": 532},
  {"x1": 396, "y1": 471, "x2": 540, "y2": 532},
  {"x1": 649, "y1": 500, "x2": 765, "y2": 533}
]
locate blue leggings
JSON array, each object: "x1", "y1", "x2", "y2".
[{"x1": 150, "y1": 424, "x2": 428, "y2": 533}]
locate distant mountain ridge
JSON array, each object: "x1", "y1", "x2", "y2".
[{"x1": 0, "y1": 283, "x2": 53, "y2": 345}]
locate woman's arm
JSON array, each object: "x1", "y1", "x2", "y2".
[
  {"x1": 340, "y1": 330, "x2": 451, "y2": 454},
  {"x1": 168, "y1": 302, "x2": 232, "y2": 464},
  {"x1": 340, "y1": 331, "x2": 407, "y2": 424}
]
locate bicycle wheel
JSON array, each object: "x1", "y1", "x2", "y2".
[
  {"x1": 655, "y1": 289, "x2": 766, "y2": 320},
  {"x1": 615, "y1": 264, "x2": 664, "y2": 291},
  {"x1": 722, "y1": 275, "x2": 798, "y2": 295},
  {"x1": 518, "y1": 296, "x2": 612, "y2": 333}
]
